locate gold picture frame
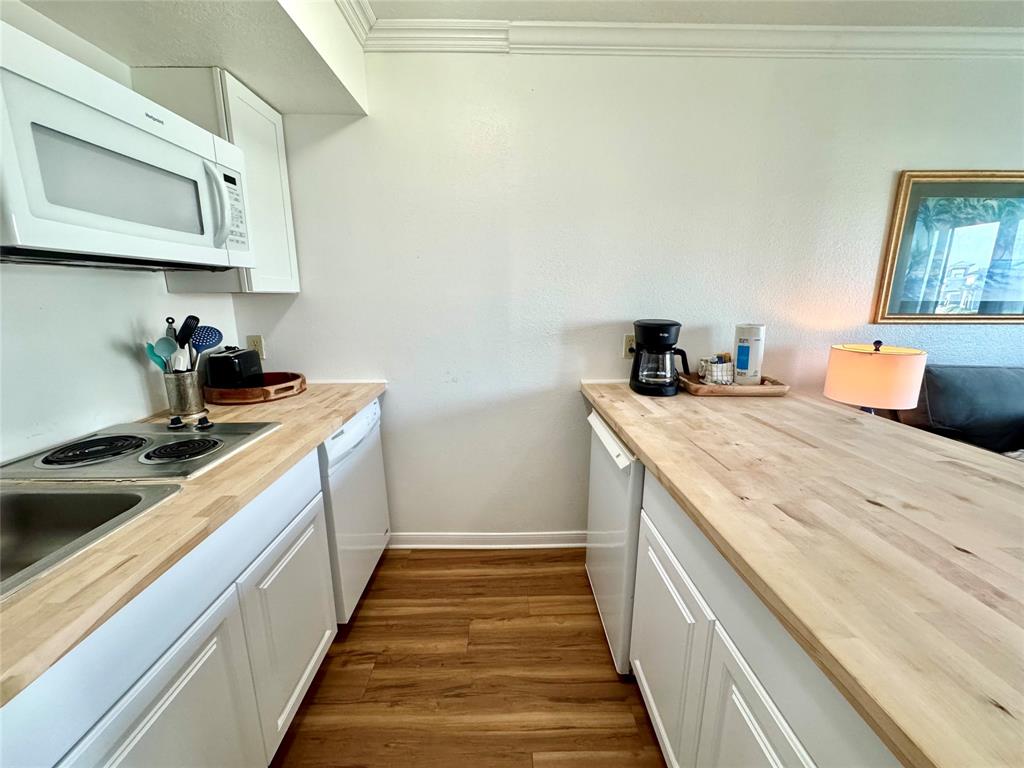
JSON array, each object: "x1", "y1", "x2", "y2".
[{"x1": 873, "y1": 170, "x2": 1024, "y2": 324}]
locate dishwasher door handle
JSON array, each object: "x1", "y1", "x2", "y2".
[
  {"x1": 328, "y1": 426, "x2": 375, "y2": 472},
  {"x1": 587, "y1": 411, "x2": 633, "y2": 470}
]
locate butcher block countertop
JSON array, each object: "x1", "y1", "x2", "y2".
[
  {"x1": 0, "y1": 382, "x2": 385, "y2": 706},
  {"x1": 581, "y1": 382, "x2": 1024, "y2": 768}
]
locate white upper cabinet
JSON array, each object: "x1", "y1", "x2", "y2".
[
  {"x1": 134, "y1": 67, "x2": 301, "y2": 293},
  {"x1": 219, "y1": 71, "x2": 300, "y2": 292}
]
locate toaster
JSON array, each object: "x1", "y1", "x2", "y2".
[{"x1": 206, "y1": 346, "x2": 264, "y2": 388}]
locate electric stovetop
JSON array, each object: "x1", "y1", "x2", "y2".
[{"x1": 1, "y1": 421, "x2": 280, "y2": 481}]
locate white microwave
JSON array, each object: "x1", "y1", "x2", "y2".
[{"x1": 0, "y1": 23, "x2": 253, "y2": 270}]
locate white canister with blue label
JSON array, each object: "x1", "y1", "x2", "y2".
[{"x1": 734, "y1": 323, "x2": 766, "y2": 386}]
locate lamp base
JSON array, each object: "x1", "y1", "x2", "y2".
[{"x1": 859, "y1": 406, "x2": 903, "y2": 422}]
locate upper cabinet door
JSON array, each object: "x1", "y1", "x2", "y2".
[
  {"x1": 221, "y1": 70, "x2": 300, "y2": 293},
  {"x1": 630, "y1": 512, "x2": 715, "y2": 768},
  {"x1": 696, "y1": 625, "x2": 816, "y2": 768}
]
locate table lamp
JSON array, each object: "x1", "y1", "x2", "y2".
[{"x1": 823, "y1": 340, "x2": 927, "y2": 414}]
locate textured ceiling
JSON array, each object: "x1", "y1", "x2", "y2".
[
  {"x1": 369, "y1": 0, "x2": 1024, "y2": 27},
  {"x1": 23, "y1": 1, "x2": 365, "y2": 114}
]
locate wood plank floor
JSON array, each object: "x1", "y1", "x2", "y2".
[{"x1": 272, "y1": 548, "x2": 665, "y2": 768}]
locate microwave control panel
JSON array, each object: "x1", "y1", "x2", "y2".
[{"x1": 223, "y1": 173, "x2": 249, "y2": 250}]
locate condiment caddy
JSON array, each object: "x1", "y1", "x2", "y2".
[{"x1": 684, "y1": 323, "x2": 788, "y2": 396}]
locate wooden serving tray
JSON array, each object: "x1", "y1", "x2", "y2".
[
  {"x1": 204, "y1": 372, "x2": 307, "y2": 405},
  {"x1": 680, "y1": 373, "x2": 789, "y2": 397}
]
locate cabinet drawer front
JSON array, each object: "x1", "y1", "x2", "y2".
[
  {"x1": 238, "y1": 493, "x2": 337, "y2": 758},
  {"x1": 631, "y1": 512, "x2": 715, "y2": 768},
  {"x1": 697, "y1": 625, "x2": 815, "y2": 768},
  {"x1": 58, "y1": 587, "x2": 263, "y2": 768}
]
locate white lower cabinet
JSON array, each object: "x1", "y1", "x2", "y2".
[
  {"x1": 58, "y1": 587, "x2": 264, "y2": 768},
  {"x1": 630, "y1": 512, "x2": 713, "y2": 768},
  {"x1": 238, "y1": 493, "x2": 338, "y2": 758},
  {"x1": 634, "y1": 475, "x2": 900, "y2": 768},
  {"x1": 696, "y1": 625, "x2": 814, "y2": 768},
  {"x1": 631, "y1": 509, "x2": 815, "y2": 768},
  {"x1": 1, "y1": 453, "x2": 343, "y2": 768}
]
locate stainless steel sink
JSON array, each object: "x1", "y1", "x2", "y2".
[{"x1": 0, "y1": 484, "x2": 180, "y2": 596}]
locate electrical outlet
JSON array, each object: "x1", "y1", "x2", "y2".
[
  {"x1": 622, "y1": 334, "x2": 635, "y2": 359},
  {"x1": 247, "y1": 334, "x2": 267, "y2": 360}
]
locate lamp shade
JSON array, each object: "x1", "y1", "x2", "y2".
[{"x1": 823, "y1": 343, "x2": 927, "y2": 410}]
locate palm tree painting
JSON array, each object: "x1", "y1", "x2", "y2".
[{"x1": 875, "y1": 172, "x2": 1024, "y2": 323}]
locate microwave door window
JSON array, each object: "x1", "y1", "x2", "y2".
[{"x1": 31, "y1": 124, "x2": 204, "y2": 235}]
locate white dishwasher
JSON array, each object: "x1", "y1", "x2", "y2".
[
  {"x1": 318, "y1": 399, "x2": 391, "y2": 623},
  {"x1": 585, "y1": 410, "x2": 645, "y2": 674}
]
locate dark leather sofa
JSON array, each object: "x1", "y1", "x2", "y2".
[{"x1": 899, "y1": 365, "x2": 1024, "y2": 456}]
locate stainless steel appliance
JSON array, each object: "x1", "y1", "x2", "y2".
[
  {"x1": 585, "y1": 410, "x2": 644, "y2": 674},
  {"x1": 0, "y1": 422, "x2": 279, "y2": 481},
  {"x1": 629, "y1": 319, "x2": 690, "y2": 397}
]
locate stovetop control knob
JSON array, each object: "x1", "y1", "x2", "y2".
[
  {"x1": 195, "y1": 416, "x2": 215, "y2": 431},
  {"x1": 167, "y1": 416, "x2": 186, "y2": 431}
]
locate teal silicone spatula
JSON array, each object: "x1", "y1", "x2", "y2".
[
  {"x1": 146, "y1": 342, "x2": 168, "y2": 372},
  {"x1": 154, "y1": 336, "x2": 177, "y2": 371}
]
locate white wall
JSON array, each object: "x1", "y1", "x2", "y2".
[
  {"x1": 0, "y1": 266, "x2": 238, "y2": 462},
  {"x1": 0, "y1": 7, "x2": 239, "y2": 462},
  {"x1": 233, "y1": 50, "x2": 1022, "y2": 537}
]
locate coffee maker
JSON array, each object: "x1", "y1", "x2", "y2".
[{"x1": 629, "y1": 319, "x2": 690, "y2": 397}]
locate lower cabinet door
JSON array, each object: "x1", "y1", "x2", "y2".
[
  {"x1": 696, "y1": 625, "x2": 816, "y2": 768},
  {"x1": 238, "y1": 492, "x2": 337, "y2": 759},
  {"x1": 630, "y1": 512, "x2": 715, "y2": 768},
  {"x1": 58, "y1": 587, "x2": 264, "y2": 768}
]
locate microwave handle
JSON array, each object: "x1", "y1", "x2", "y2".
[{"x1": 203, "y1": 162, "x2": 231, "y2": 248}]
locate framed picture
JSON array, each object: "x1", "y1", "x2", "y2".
[{"x1": 874, "y1": 171, "x2": 1024, "y2": 323}]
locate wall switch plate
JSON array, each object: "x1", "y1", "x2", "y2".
[
  {"x1": 247, "y1": 334, "x2": 267, "y2": 359},
  {"x1": 623, "y1": 334, "x2": 635, "y2": 359}
]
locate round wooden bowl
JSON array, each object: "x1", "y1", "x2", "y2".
[{"x1": 204, "y1": 372, "x2": 307, "y2": 405}]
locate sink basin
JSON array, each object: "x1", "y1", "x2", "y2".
[{"x1": 0, "y1": 484, "x2": 180, "y2": 596}]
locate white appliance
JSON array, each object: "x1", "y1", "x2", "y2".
[
  {"x1": 586, "y1": 409, "x2": 645, "y2": 674},
  {"x1": 0, "y1": 23, "x2": 253, "y2": 270},
  {"x1": 318, "y1": 399, "x2": 391, "y2": 623}
]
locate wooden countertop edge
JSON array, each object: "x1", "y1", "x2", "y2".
[
  {"x1": 0, "y1": 382, "x2": 386, "y2": 706},
  {"x1": 580, "y1": 384, "x2": 931, "y2": 768}
]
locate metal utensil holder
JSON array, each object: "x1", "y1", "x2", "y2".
[{"x1": 163, "y1": 371, "x2": 206, "y2": 418}]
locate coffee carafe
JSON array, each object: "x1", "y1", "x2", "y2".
[{"x1": 629, "y1": 319, "x2": 690, "y2": 397}]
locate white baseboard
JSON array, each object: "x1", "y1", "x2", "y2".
[{"x1": 388, "y1": 531, "x2": 586, "y2": 549}]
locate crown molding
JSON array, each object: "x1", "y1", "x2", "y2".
[
  {"x1": 510, "y1": 22, "x2": 1024, "y2": 58},
  {"x1": 364, "y1": 18, "x2": 510, "y2": 53},
  {"x1": 359, "y1": 18, "x2": 1024, "y2": 59},
  {"x1": 335, "y1": 0, "x2": 377, "y2": 46}
]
